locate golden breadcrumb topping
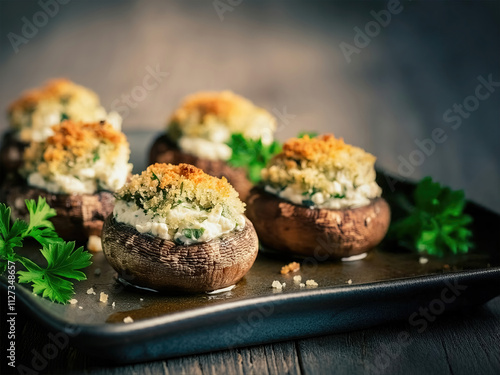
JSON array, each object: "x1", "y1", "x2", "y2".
[
  {"x1": 166, "y1": 90, "x2": 276, "y2": 142},
  {"x1": 8, "y1": 78, "x2": 121, "y2": 142},
  {"x1": 280, "y1": 262, "x2": 300, "y2": 275},
  {"x1": 278, "y1": 134, "x2": 376, "y2": 171},
  {"x1": 23, "y1": 120, "x2": 130, "y2": 185},
  {"x1": 9, "y1": 78, "x2": 100, "y2": 114},
  {"x1": 116, "y1": 163, "x2": 245, "y2": 219},
  {"x1": 261, "y1": 134, "x2": 381, "y2": 208}
]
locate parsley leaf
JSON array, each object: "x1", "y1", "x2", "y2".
[
  {"x1": 151, "y1": 172, "x2": 160, "y2": 182},
  {"x1": 0, "y1": 204, "x2": 27, "y2": 262},
  {"x1": 0, "y1": 199, "x2": 91, "y2": 303},
  {"x1": 226, "y1": 133, "x2": 282, "y2": 183},
  {"x1": 25, "y1": 197, "x2": 57, "y2": 232},
  {"x1": 297, "y1": 131, "x2": 318, "y2": 138},
  {"x1": 183, "y1": 228, "x2": 205, "y2": 240},
  {"x1": 17, "y1": 255, "x2": 76, "y2": 303},
  {"x1": 389, "y1": 177, "x2": 473, "y2": 257}
]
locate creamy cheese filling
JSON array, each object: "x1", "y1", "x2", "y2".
[
  {"x1": 178, "y1": 136, "x2": 233, "y2": 161},
  {"x1": 176, "y1": 124, "x2": 274, "y2": 161},
  {"x1": 27, "y1": 148, "x2": 132, "y2": 194},
  {"x1": 264, "y1": 177, "x2": 381, "y2": 210},
  {"x1": 113, "y1": 200, "x2": 246, "y2": 245}
]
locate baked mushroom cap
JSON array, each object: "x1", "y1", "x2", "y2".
[
  {"x1": 2, "y1": 183, "x2": 114, "y2": 242},
  {"x1": 104, "y1": 163, "x2": 257, "y2": 292},
  {"x1": 149, "y1": 91, "x2": 277, "y2": 201},
  {"x1": 102, "y1": 216, "x2": 259, "y2": 293},
  {"x1": 1, "y1": 120, "x2": 131, "y2": 244},
  {"x1": 8, "y1": 78, "x2": 122, "y2": 143},
  {"x1": 246, "y1": 187, "x2": 390, "y2": 259},
  {"x1": 2, "y1": 79, "x2": 122, "y2": 179},
  {"x1": 149, "y1": 134, "x2": 252, "y2": 201},
  {"x1": 251, "y1": 134, "x2": 390, "y2": 259}
]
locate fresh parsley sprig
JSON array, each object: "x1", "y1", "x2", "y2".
[
  {"x1": 226, "y1": 133, "x2": 282, "y2": 183},
  {"x1": 297, "y1": 131, "x2": 318, "y2": 139},
  {"x1": 0, "y1": 197, "x2": 92, "y2": 303},
  {"x1": 389, "y1": 177, "x2": 473, "y2": 257},
  {"x1": 226, "y1": 131, "x2": 319, "y2": 183}
]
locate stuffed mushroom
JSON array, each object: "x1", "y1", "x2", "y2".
[
  {"x1": 102, "y1": 163, "x2": 259, "y2": 293},
  {"x1": 3, "y1": 120, "x2": 132, "y2": 250},
  {"x1": 149, "y1": 91, "x2": 277, "y2": 200},
  {"x1": 1, "y1": 78, "x2": 122, "y2": 180},
  {"x1": 246, "y1": 134, "x2": 390, "y2": 259}
]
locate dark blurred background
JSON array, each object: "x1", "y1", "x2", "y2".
[{"x1": 0, "y1": 0, "x2": 499, "y2": 211}]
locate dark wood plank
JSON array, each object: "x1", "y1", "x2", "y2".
[{"x1": 296, "y1": 297, "x2": 500, "y2": 375}]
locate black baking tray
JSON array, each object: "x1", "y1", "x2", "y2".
[{"x1": 1, "y1": 132, "x2": 499, "y2": 364}]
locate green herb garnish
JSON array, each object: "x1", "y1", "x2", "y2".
[
  {"x1": 226, "y1": 131, "x2": 322, "y2": 184},
  {"x1": 182, "y1": 228, "x2": 205, "y2": 240},
  {"x1": 0, "y1": 198, "x2": 92, "y2": 303},
  {"x1": 297, "y1": 131, "x2": 318, "y2": 139},
  {"x1": 60, "y1": 113, "x2": 69, "y2": 121},
  {"x1": 226, "y1": 133, "x2": 282, "y2": 183},
  {"x1": 389, "y1": 177, "x2": 473, "y2": 257},
  {"x1": 302, "y1": 199, "x2": 315, "y2": 207}
]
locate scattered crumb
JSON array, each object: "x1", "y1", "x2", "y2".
[
  {"x1": 281, "y1": 262, "x2": 300, "y2": 274},
  {"x1": 306, "y1": 279, "x2": 318, "y2": 287},
  {"x1": 293, "y1": 275, "x2": 302, "y2": 284},
  {"x1": 123, "y1": 316, "x2": 134, "y2": 324},
  {"x1": 94, "y1": 268, "x2": 102, "y2": 276},
  {"x1": 443, "y1": 264, "x2": 450, "y2": 269},
  {"x1": 87, "y1": 235, "x2": 103, "y2": 252},
  {"x1": 78, "y1": 306, "x2": 83, "y2": 310},
  {"x1": 99, "y1": 292, "x2": 108, "y2": 303},
  {"x1": 282, "y1": 283, "x2": 286, "y2": 288},
  {"x1": 419, "y1": 257, "x2": 429, "y2": 265},
  {"x1": 272, "y1": 280, "x2": 283, "y2": 290},
  {"x1": 299, "y1": 283, "x2": 305, "y2": 288},
  {"x1": 140, "y1": 298, "x2": 144, "y2": 301},
  {"x1": 112, "y1": 302, "x2": 116, "y2": 308},
  {"x1": 86, "y1": 287, "x2": 96, "y2": 295},
  {"x1": 347, "y1": 279, "x2": 352, "y2": 285},
  {"x1": 69, "y1": 299, "x2": 78, "y2": 305}
]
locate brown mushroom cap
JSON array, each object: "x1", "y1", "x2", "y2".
[
  {"x1": 149, "y1": 134, "x2": 252, "y2": 201},
  {"x1": 246, "y1": 187, "x2": 391, "y2": 259},
  {"x1": 2, "y1": 182, "x2": 114, "y2": 242},
  {"x1": 102, "y1": 216, "x2": 259, "y2": 293}
]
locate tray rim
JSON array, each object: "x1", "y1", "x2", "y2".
[{"x1": 3, "y1": 266, "x2": 500, "y2": 339}]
